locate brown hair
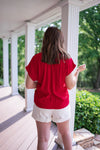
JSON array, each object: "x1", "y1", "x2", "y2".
[{"x1": 41, "y1": 27, "x2": 70, "y2": 64}]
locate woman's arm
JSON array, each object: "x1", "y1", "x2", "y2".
[
  {"x1": 26, "y1": 74, "x2": 37, "y2": 89},
  {"x1": 65, "y1": 64, "x2": 86, "y2": 90}
]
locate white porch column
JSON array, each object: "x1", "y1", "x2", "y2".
[
  {"x1": 25, "y1": 23, "x2": 35, "y2": 112},
  {"x1": 61, "y1": 2, "x2": 79, "y2": 143},
  {"x1": 11, "y1": 33, "x2": 18, "y2": 95},
  {"x1": 3, "y1": 38, "x2": 9, "y2": 86}
]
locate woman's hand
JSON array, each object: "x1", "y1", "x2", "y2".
[
  {"x1": 65, "y1": 64, "x2": 86, "y2": 90},
  {"x1": 78, "y1": 64, "x2": 86, "y2": 72},
  {"x1": 26, "y1": 74, "x2": 38, "y2": 89}
]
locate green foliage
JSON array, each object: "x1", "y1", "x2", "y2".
[
  {"x1": 35, "y1": 27, "x2": 45, "y2": 54},
  {"x1": 18, "y1": 83, "x2": 25, "y2": 98},
  {"x1": 0, "y1": 78, "x2": 3, "y2": 85},
  {"x1": 78, "y1": 4, "x2": 100, "y2": 88},
  {"x1": 18, "y1": 35, "x2": 25, "y2": 85},
  {"x1": 75, "y1": 90, "x2": 100, "y2": 134}
]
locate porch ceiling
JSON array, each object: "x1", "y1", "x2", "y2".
[{"x1": 0, "y1": 0, "x2": 99, "y2": 38}]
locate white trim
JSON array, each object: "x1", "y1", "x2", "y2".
[
  {"x1": 25, "y1": 23, "x2": 35, "y2": 112},
  {"x1": 11, "y1": 32, "x2": 18, "y2": 95},
  {"x1": 35, "y1": 12, "x2": 61, "y2": 29},
  {"x1": 1, "y1": 0, "x2": 99, "y2": 39},
  {"x1": 61, "y1": 2, "x2": 79, "y2": 141},
  {"x1": 80, "y1": 0, "x2": 100, "y2": 11},
  {"x1": 30, "y1": 1, "x2": 60, "y2": 21},
  {"x1": 3, "y1": 38, "x2": 9, "y2": 87},
  {"x1": 25, "y1": 22, "x2": 35, "y2": 64},
  {"x1": 24, "y1": 106, "x2": 33, "y2": 112},
  {"x1": 58, "y1": 0, "x2": 82, "y2": 7}
]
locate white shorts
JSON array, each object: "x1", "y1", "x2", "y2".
[{"x1": 32, "y1": 103, "x2": 71, "y2": 123}]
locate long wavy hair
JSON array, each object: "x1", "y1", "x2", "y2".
[{"x1": 41, "y1": 27, "x2": 70, "y2": 64}]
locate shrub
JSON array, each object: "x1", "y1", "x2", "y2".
[
  {"x1": 18, "y1": 83, "x2": 25, "y2": 98},
  {"x1": 75, "y1": 90, "x2": 100, "y2": 134},
  {"x1": 0, "y1": 78, "x2": 3, "y2": 85}
]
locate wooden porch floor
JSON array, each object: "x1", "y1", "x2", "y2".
[
  {"x1": 0, "y1": 86, "x2": 62, "y2": 150},
  {"x1": 0, "y1": 86, "x2": 81, "y2": 150}
]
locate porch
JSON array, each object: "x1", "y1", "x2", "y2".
[
  {"x1": 0, "y1": 86, "x2": 85, "y2": 150},
  {"x1": 1, "y1": 87, "x2": 100, "y2": 150},
  {"x1": 0, "y1": 86, "x2": 58, "y2": 150},
  {"x1": 0, "y1": 0, "x2": 100, "y2": 149}
]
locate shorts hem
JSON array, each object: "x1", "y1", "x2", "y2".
[
  {"x1": 32, "y1": 103, "x2": 71, "y2": 123},
  {"x1": 32, "y1": 114, "x2": 71, "y2": 123},
  {"x1": 32, "y1": 114, "x2": 51, "y2": 123},
  {"x1": 53, "y1": 117, "x2": 71, "y2": 123}
]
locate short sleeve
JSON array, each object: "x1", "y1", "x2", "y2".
[
  {"x1": 65, "y1": 58, "x2": 76, "y2": 76},
  {"x1": 25, "y1": 55, "x2": 38, "y2": 81}
]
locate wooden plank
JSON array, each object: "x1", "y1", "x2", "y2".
[
  {"x1": 28, "y1": 136, "x2": 59, "y2": 150},
  {"x1": 74, "y1": 128, "x2": 94, "y2": 143},
  {"x1": 48, "y1": 123, "x2": 57, "y2": 146},
  {"x1": 17, "y1": 117, "x2": 37, "y2": 150},
  {"x1": 0, "y1": 113, "x2": 29, "y2": 142},
  {"x1": 18, "y1": 131, "x2": 36, "y2": 150},
  {"x1": 0, "y1": 87, "x2": 60, "y2": 150},
  {"x1": 0, "y1": 95, "x2": 25, "y2": 123},
  {"x1": 0, "y1": 86, "x2": 12, "y2": 99},
  {"x1": 27, "y1": 137, "x2": 38, "y2": 150},
  {"x1": 74, "y1": 128, "x2": 94, "y2": 149},
  {"x1": 94, "y1": 135, "x2": 100, "y2": 142},
  {"x1": 0, "y1": 87, "x2": 95, "y2": 150},
  {"x1": 48, "y1": 124, "x2": 58, "y2": 150},
  {"x1": 28, "y1": 122, "x2": 58, "y2": 150},
  {"x1": 0, "y1": 86, "x2": 38, "y2": 150},
  {"x1": 11, "y1": 117, "x2": 37, "y2": 150},
  {"x1": 0, "y1": 117, "x2": 37, "y2": 150}
]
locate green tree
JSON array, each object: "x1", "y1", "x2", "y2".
[
  {"x1": 18, "y1": 35, "x2": 25, "y2": 85},
  {"x1": 78, "y1": 4, "x2": 100, "y2": 88}
]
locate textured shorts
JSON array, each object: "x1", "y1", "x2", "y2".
[{"x1": 32, "y1": 103, "x2": 71, "y2": 123}]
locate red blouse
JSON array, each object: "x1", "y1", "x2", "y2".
[{"x1": 26, "y1": 52, "x2": 76, "y2": 109}]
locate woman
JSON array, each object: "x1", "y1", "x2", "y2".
[{"x1": 26, "y1": 27, "x2": 86, "y2": 150}]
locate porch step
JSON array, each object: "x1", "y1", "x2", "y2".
[
  {"x1": 85, "y1": 146, "x2": 100, "y2": 150},
  {"x1": 74, "y1": 128, "x2": 94, "y2": 149},
  {"x1": 94, "y1": 135, "x2": 100, "y2": 149},
  {"x1": 72, "y1": 144, "x2": 84, "y2": 150}
]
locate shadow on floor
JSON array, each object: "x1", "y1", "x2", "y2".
[
  {"x1": 0, "y1": 110, "x2": 30, "y2": 132},
  {"x1": 0, "y1": 95, "x2": 12, "y2": 101}
]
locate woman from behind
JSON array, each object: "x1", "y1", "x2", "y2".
[{"x1": 26, "y1": 27, "x2": 86, "y2": 150}]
